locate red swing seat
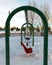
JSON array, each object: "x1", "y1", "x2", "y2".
[{"x1": 21, "y1": 42, "x2": 33, "y2": 54}]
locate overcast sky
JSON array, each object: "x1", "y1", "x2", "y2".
[{"x1": 0, "y1": 0, "x2": 52, "y2": 28}]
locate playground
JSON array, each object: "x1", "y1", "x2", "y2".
[{"x1": 0, "y1": 6, "x2": 50, "y2": 65}]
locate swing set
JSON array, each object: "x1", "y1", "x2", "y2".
[{"x1": 5, "y1": 6, "x2": 48, "y2": 65}]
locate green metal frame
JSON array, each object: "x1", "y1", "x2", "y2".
[
  {"x1": 21, "y1": 22, "x2": 34, "y2": 46},
  {"x1": 5, "y1": 6, "x2": 48, "y2": 65}
]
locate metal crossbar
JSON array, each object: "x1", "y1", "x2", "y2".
[{"x1": 5, "y1": 6, "x2": 48, "y2": 65}]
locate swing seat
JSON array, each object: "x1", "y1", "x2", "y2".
[{"x1": 20, "y1": 42, "x2": 33, "y2": 54}]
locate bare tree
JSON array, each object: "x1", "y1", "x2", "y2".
[
  {"x1": 28, "y1": 1, "x2": 42, "y2": 28},
  {"x1": 28, "y1": 0, "x2": 37, "y2": 25},
  {"x1": 39, "y1": 2, "x2": 50, "y2": 32},
  {"x1": 40, "y1": 3, "x2": 50, "y2": 21},
  {"x1": 27, "y1": 1, "x2": 50, "y2": 32}
]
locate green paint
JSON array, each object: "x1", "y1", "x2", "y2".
[{"x1": 5, "y1": 6, "x2": 48, "y2": 65}]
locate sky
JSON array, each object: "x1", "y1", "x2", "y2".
[{"x1": 0, "y1": 0, "x2": 52, "y2": 28}]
